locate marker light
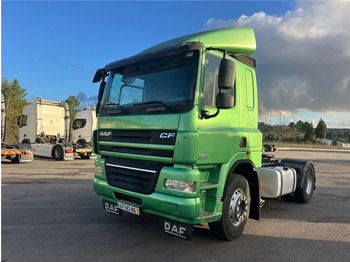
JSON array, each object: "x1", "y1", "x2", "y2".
[{"x1": 165, "y1": 179, "x2": 195, "y2": 193}]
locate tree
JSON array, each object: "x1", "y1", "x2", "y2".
[
  {"x1": 65, "y1": 95, "x2": 80, "y2": 141},
  {"x1": 66, "y1": 95, "x2": 80, "y2": 121},
  {"x1": 303, "y1": 122, "x2": 316, "y2": 142},
  {"x1": 315, "y1": 118, "x2": 327, "y2": 139},
  {"x1": 295, "y1": 120, "x2": 304, "y2": 133},
  {"x1": 1, "y1": 78, "x2": 28, "y2": 144},
  {"x1": 288, "y1": 121, "x2": 296, "y2": 129}
]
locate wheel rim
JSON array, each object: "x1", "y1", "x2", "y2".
[
  {"x1": 305, "y1": 171, "x2": 313, "y2": 195},
  {"x1": 229, "y1": 189, "x2": 248, "y2": 226}
]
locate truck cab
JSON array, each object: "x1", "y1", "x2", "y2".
[{"x1": 72, "y1": 107, "x2": 97, "y2": 145}]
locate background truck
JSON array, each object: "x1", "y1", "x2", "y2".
[
  {"x1": 17, "y1": 98, "x2": 92, "y2": 160},
  {"x1": 91, "y1": 27, "x2": 316, "y2": 242},
  {"x1": 1, "y1": 92, "x2": 34, "y2": 163},
  {"x1": 72, "y1": 107, "x2": 97, "y2": 159}
]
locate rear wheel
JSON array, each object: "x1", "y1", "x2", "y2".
[
  {"x1": 11, "y1": 154, "x2": 21, "y2": 163},
  {"x1": 209, "y1": 174, "x2": 250, "y2": 240},
  {"x1": 293, "y1": 164, "x2": 315, "y2": 203},
  {"x1": 53, "y1": 145, "x2": 64, "y2": 160}
]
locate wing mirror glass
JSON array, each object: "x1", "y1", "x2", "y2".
[{"x1": 218, "y1": 58, "x2": 235, "y2": 89}]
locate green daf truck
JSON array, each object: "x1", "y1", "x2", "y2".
[{"x1": 92, "y1": 27, "x2": 316, "y2": 241}]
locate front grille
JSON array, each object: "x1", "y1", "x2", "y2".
[
  {"x1": 98, "y1": 129, "x2": 177, "y2": 159},
  {"x1": 99, "y1": 130, "x2": 176, "y2": 145},
  {"x1": 105, "y1": 158, "x2": 164, "y2": 194}
]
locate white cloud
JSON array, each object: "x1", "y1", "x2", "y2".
[{"x1": 203, "y1": 0, "x2": 350, "y2": 116}]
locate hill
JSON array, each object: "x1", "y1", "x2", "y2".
[{"x1": 258, "y1": 125, "x2": 302, "y2": 142}]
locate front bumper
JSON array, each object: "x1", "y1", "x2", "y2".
[{"x1": 93, "y1": 164, "x2": 203, "y2": 224}]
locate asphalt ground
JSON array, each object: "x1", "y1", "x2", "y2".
[{"x1": 1, "y1": 149, "x2": 350, "y2": 262}]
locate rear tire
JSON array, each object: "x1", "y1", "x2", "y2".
[
  {"x1": 209, "y1": 174, "x2": 250, "y2": 240},
  {"x1": 11, "y1": 154, "x2": 21, "y2": 163},
  {"x1": 293, "y1": 164, "x2": 315, "y2": 203},
  {"x1": 53, "y1": 145, "x2": 64, "y2": 160}
]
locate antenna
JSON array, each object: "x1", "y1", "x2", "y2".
[{"x1": 198, "y1": 22, "x2": 204, "y2": 43}]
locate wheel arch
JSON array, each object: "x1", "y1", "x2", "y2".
[{"x1": 77, "y1": 138, "x2": 87, "y2": 146}]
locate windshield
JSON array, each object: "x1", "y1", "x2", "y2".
[{"x1": 100, "y1": 50, "x2": 199, "y2": 115}]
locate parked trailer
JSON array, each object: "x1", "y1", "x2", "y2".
[{"x1": 91, "y1": 27, "x2": 315, "y2": 242}]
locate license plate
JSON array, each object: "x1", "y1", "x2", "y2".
[
  {"x1": 118, "y1": 202, "x2": 140, "y2": 215},
  {"x1": 103, "y1": 200, "x2": 140, "y2": 216}
]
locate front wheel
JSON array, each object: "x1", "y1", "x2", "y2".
[
  {"x1": 209, "y1": 174, "x2": 250, "y2": 240},
  {"x1": 80, "y1": 152, "x2": 91, "y2": 159}
]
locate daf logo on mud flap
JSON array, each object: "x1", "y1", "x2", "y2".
[
  {"x1": 164, "y1": 222, "x2": 186, "y2": 236},
  {"x1": 99, "y1": 131, "x2": 112, "y2": 137},
  {"x1": 159, "y1": 133, "x2": 176, "y2": 139},
  {"x1": 160, "y1": 218, "x2": 193, "y2": 242}
]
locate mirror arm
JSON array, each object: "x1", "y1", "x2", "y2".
[{"x1": 201, "y1": 108, "x2": 220, "y2": 119}]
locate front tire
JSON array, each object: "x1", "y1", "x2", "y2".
[
  {"x1": 209, "y1": 174, "x2": 250, "y2": 240},
  {"x1": 80, "y1": 152, "x2": 91, "y2": 159}
]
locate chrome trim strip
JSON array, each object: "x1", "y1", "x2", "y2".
[{"x1": 106, "y1": 163, "x2": 156, "y2": 174}]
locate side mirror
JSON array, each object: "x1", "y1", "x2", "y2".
[
  {"x1": 218, "y1": 58, "x2": 235, "y2": 89},
  {"x1": 92, "y1": 68, "x2": 106, "y2": 83},
  {"x1": 216, "y1": 92, "x2": 234, "y2": 109}
]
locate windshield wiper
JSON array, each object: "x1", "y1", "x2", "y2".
[
  {"x1": 103, "y1": 103, "x2": 128, "y2": 114},
  {"x1": 133, "y1": 101, "x2": 177, "y2": 113}
]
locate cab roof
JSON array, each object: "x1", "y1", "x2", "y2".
[{"x1": 141, "y1": 27, "x2": 256, "y2": 56}]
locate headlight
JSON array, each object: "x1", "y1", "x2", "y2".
[
  {"x1": 95, "y1": 159, "x2": 103, "y2": 176},
  {"x1": 164, "y1": 179, "x2": 195, "y2": 193}
]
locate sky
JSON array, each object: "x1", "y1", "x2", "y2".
[{"x1": 1, "y1": 0, "x2": 350, "y2": 128}]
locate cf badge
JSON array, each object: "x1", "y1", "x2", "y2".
[{"x1": 159, "y1": 133, "x2": 176, "y2": 139}]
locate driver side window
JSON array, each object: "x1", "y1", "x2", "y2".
[
  {"x1": 203, "y1": 54, "x2": 220, "y2": 108},
  {"x1": 203, "y1": 53, "x2": 235, "y2": 108}
]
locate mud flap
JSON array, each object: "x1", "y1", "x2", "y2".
[{"x1": 160, "y1": 218, "x2": 193, "y2": 242}]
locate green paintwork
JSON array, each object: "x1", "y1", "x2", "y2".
[
  {"x1": 93, "y1": 27, "x2": 262, "y2": 225},
  {"x1": 142, "y1": 27, "x2": 256, "y2": 55}
]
